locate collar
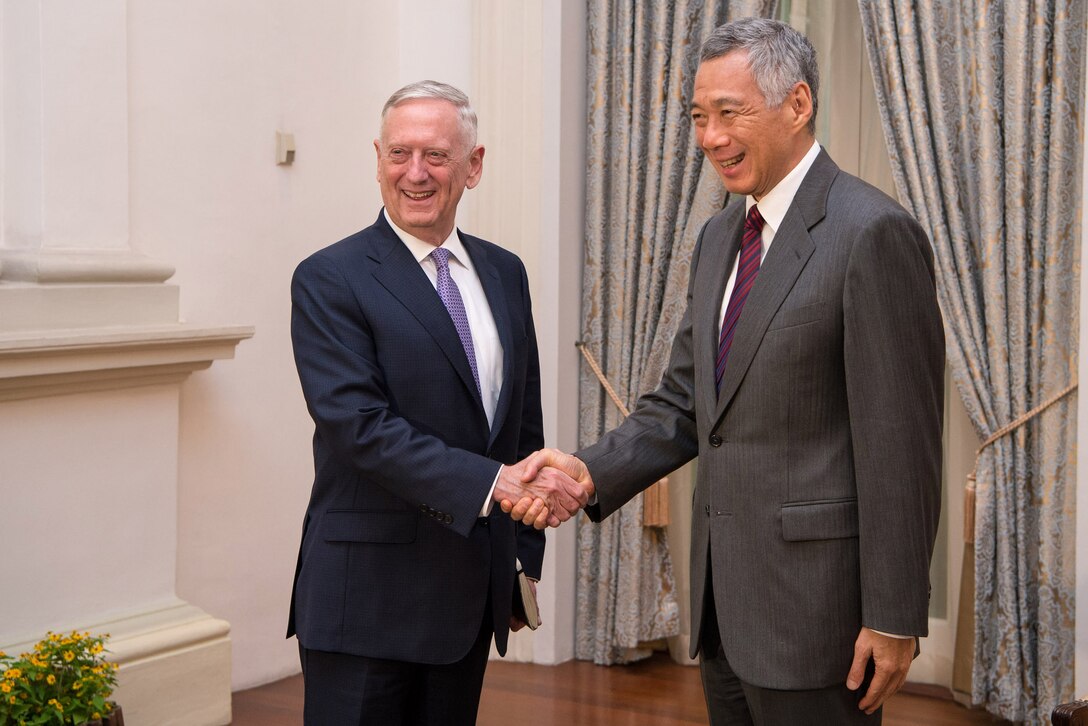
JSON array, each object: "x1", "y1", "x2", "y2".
[
  {"x1": 382, "y1": 208, "x2": 474, "y2": 271},
  {"x1": 745, "y1": 140, "x2": 822, "y2": 232}
]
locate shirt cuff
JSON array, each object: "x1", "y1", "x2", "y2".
[
  {"x1": 872, "y1": 629, "x2": 914, "y2": 640},
  {"x1": 480, "y1": 465, "x2": 501, "y2": 517}
]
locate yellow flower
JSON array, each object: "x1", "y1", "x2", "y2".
[
  {"x1": 91, "y1": 643, "x2": 104, "y2": 655},
  {"x1": 48, "y1": 697, "x2": 63, "y2": 711},
  {"x1": 3, "y1": 668, "x2": 21, "y2": 680},
  {"x1": 46, "y1": 674, "x2": 56, "y2": 685},
  {"x1": 72, "y1": 680, "x2": 83, "y2": 691},
  {"x1": 8, "y1": 695, "x2": 15, "y2": 704},
  {"x1": 0, "y1": 682, "x2": 10, "y2": 693},
  {"x1": 92, "y1": 713, "x2": 101, "y2": 720},
  {"x1": 63, "y1": 651, "x2": 74, "y2": 663},
  {"x1": 0, "y1": 650, "x2": 6, "y2": 658}
]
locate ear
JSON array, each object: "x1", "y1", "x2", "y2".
[
  {"x1": 788, "y1": 82, "x2": 814, "y2": 132},
  {"x1": 465, "y1": 145, "x2": 485, "y2": 190},
  {"x1": 373, "y1": 139, "x2": 382, "y2": 183}
]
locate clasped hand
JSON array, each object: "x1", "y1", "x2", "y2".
[{"x1": 493, "y1": 449, "x2": 595, "y2": 529}]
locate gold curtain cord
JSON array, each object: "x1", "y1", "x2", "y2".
[
  {"x1": 576, "y1": 341, "x2": 670, "y2": 527},
  {"x1": 963, "y1": 381, "x2": 1078, "y2": 544}
]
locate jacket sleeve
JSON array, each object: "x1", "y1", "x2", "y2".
[
  {"x1": 843, "y1": 208, "x2": 944, "y2": 636},
  {"x1": 578, "y1": 225, "x2": 707, "y2": 520},
  {"x1": 291, "y1": 251, "x2": 500, "y2": 539}
]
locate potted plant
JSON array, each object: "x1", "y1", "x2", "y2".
[{"x1": 0, "y1": 631, "x2": 122, "y2": 726}]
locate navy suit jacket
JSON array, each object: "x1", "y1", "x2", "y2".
[{"x1": 288, "y1": 210, "x2": 545, "y2": 663}]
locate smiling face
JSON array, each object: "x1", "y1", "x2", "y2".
[
  {"x1": 375, "y1": 98, "x2": 484, "y2": 245},
  {"x1": 691, "y1": 51, "x2": 813, "y2": 201}
]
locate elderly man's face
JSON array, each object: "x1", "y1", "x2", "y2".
[
  {"x1": 691, "y1": 51, "x2": 812, "y2": 201},
  {"x1": 374, "y1": 99, "x2": 483, "y2": 246}
]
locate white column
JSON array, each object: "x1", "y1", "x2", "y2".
[
  {"x1": 532, "y1": 0, "x2": 587, "y2": 665},
  {"x1": 472, "y1": 0, "x2": 585, "y2": 665},
  {"x1": 1, "y1": 0, "x2": 171, "y2": 284},
  {"x1": 0, "y1": 4, "x2": 251, "y2": 724}
]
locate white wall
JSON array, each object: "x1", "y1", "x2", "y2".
[{"x1": 124, "y1": 0, "x2": 578, "y2": 689}]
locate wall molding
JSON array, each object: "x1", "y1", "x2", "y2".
[
  {"x1": 0, "y1": 324, "x2": 255, "y2": 402},
  {"x1": 0, "y1": 250, "x2": 175, "y2": 284}
]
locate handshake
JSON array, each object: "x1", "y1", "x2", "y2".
[{"x1": 493, "y1": 449, "x2": 595, "y2": 529}]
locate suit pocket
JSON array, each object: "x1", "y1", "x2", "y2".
[
  {"x1": 766, "y1": 301, "x2": 825, "y2": 331},
  {"x1": 323, "y1": 509, "x2": 418, "y2": 543},
  {"x1": 780, "y1": 498, "x2": 858, "y2": 541}
]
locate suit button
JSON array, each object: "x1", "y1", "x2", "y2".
[
  {"x1": 708, "y1": 434, "x2": 723, "y2": 447},
  {"x1": 444, "y1": 514, "x2": 453, "y2": 524}
]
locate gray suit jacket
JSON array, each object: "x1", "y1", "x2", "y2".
[{"x1": 579, "y1": 150, "x2": 944, "y2": 690}]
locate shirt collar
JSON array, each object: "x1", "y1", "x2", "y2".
[
  {"x1": 745, "y1": 140, "x2": 822, "y2": 232},
  {"x1": 383, "y1": 208, "x2": 474, "y2": 271}
]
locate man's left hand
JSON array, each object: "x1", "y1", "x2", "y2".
[{"x1": 846, "y1": 626, "x2": 915, "y2": 714}]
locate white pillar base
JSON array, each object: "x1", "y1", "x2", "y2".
[
  {"x1": 109, "y1": 602, "x2": 232, "y2": 726},
  {"x1": 3, "y1": 602, "x2": 233, "y2": 726}
]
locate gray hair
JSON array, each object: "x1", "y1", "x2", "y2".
[
  {"x1": 700, "y1": 18, "x2": 819, "y2": 133},
  {"x1": 380, "y1": 80, "x2": 478, "y2": 150}
]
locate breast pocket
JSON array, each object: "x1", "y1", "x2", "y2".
[{"x1": 766, "y1": 301, "x2": 825, "y2": 331}]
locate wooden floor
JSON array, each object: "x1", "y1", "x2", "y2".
[{"x1": 231, "y1": 653, "x2": 1012, "y2": 725}]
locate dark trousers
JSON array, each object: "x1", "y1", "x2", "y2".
[
  {"x1": 699, "y1": 562, "x2": 880, "y2": 725},
  {"x1": 298, "y1": 606, "x2": 494, "y2": 726}
]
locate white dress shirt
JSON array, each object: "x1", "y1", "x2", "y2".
[
  {"x1": 717, "y1": 140, "x2": 822, "y2": 333},
  {"x1": 384, "y1": 210, "x2": 504, "y2": 515}
]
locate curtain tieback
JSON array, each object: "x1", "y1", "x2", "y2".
[
  {"x1": 963, "y1": 381, "x2": 1078, "y2": 544},
  {"x1": 575, "y1": 341, "x2": 669, "y2": 528}
]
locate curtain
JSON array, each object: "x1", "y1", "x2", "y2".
[
  {"x1": 576, "y1": 0, "x2": 775, "y2": 665},
  {"x1": 859, "y1": 2, "x2": 1083, "y2": 722}
]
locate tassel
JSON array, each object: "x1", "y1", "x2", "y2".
[
  {"x1": 963, "y1": 474, "x2": 976, "y2": 545},
  {"x1": 642, "y1": 477, "x2": 670, "y2": 528}
]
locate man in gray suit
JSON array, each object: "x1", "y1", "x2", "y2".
[{"x1": 508, "y1": 18, "x2": 944, "y2": 725}]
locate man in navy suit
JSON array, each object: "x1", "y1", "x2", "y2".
[{"x1": 288, "y1": 80, "x2": 587, "y2": 725}]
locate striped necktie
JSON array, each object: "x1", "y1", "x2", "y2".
[{"x1": 715, "y1": 204, "x2": 765, "y2": 395}]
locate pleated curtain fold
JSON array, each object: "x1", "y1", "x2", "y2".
[{"x1": 859, "y1": 2, "x2": 1084, "y2": 722}]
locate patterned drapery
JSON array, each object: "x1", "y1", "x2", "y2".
[
  {"x1": 577, "y1": 0, "x2": 774, "y2": 664},
  {"x1": 859, "y1": 2, "x2": 1083, "y2": 722}
]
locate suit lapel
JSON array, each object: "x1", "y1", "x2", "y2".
[
  {"x1": 696, "y1": 205, "x2": 745, "y2": 426},
  {"x1": 712, "y1": 152, "x2": 836, "y2": 424},
  {"x1": 461, "y1": 233, "x2": 514, "y2": 444},
  {"x1": 368, "y1": 216, "x2": 485, "y2": 409}
]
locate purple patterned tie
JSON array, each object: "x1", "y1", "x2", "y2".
[
  {"x1": 715, "y1": 204, "x2": 765, "y2": 395},
  {"x1": 431, "y1": 247, "x2": 481, "y2": 394}
]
